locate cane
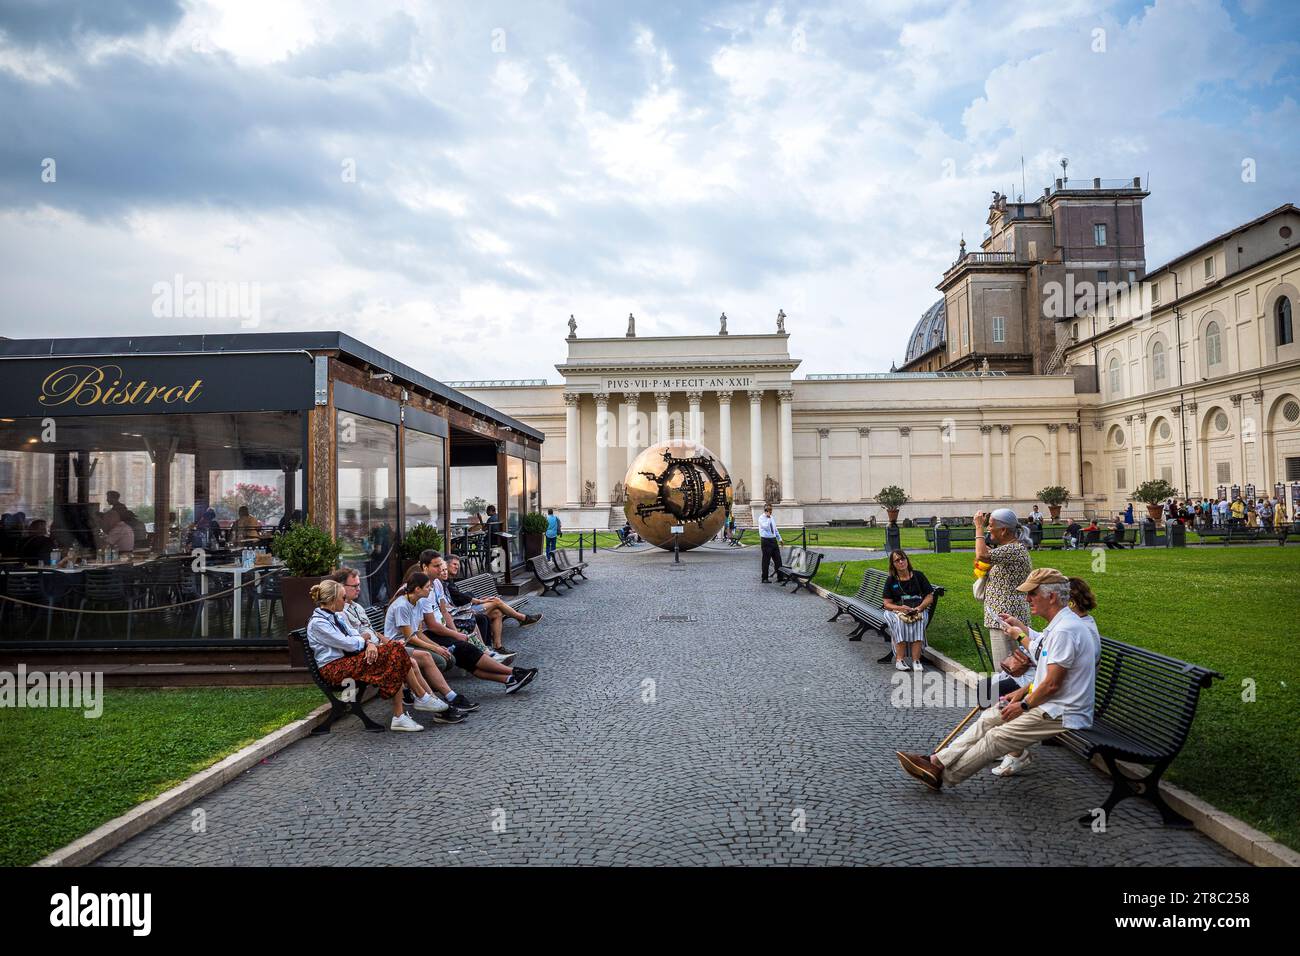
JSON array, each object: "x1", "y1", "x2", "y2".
[{"x1": 935, "y1": 706, "x2": 980, "y2": 752}]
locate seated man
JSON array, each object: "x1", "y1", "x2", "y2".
[
  {"x1": 1103, "y1": 514, "x2": 1126, "y2": 550},
  {"x1": 1062, "y1": 519, "x2": 1082, "y2": 550},
  {"x1": 895, "y1": 568, "x2": 1099, "y2": 791},
  {"x1": 21, "y1": 519, "x2": 55, "y2": 564},
  {"x1": 443, "y1": 554, "x2": 540, "y2": 657},
  {"x1": 406, "y1": 550, "x2": 517, "y2": 662},
  {"x1": 232, "y1": 505, "x2": 260, "y2": 542}
]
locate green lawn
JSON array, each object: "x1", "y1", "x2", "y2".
[
  {"x1": 814, "y1": 548, "x2": 1300, "y2": 851},
  {"x1": 0, "y1": 686, "x2": 322, "y2": 867}
]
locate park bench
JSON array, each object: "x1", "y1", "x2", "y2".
[
  {"x1": 923, "y1": 526, "x2": 980, "y2": 548},
  {"x1": 826, "y1": 567, "x2": 945, "y2": 661},
  {"x1": 554, "y1": 548, "x2": 590, "y2": 579},
  {"x1": 529, "y1": 554, "x2": 575, "y2": 595},
  {"x1": 1200, "y1": 526, "x2": 1291, "y2": 546},
  {"x1": 779, "y1": 546, "x2": 823, "y2": 594},
  {"x1": 1059, "y1": 637, "x2": 1221, "y2": 828},
  {"x1": 454, "y1": 571, "x2": 533, "y2": 615},
  {"x1": 290, "y1": 606, "x2": 388, "y2": 735},
  {"x1": 828, "y1": 518, "x2": 868, "y2": 527}
]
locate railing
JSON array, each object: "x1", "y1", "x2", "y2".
[
  {"x1": 1047, "y1": 177, "x2": 1143, "y2": 195},
  {"x1": 950, "y1": 251, "x2": 1018, "y2": 269}
]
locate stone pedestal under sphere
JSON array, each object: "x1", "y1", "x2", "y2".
[{"x1": 623, "y1": 439, "x2": 732, "y2": 550}]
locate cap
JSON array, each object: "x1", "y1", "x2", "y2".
[{"x1": 1016, "y1": 568, "x2": 1069, "y2": 593}]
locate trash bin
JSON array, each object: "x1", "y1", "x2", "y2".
[
  {"x1": 1030, "y1": 525, "x2": 1044, "y2": 550},
  {"x1": 885, "y1": 524, "x2": 901, "y2": 553},
  {"x1": 1167, "y1": 521, "x2": 1187, "y2": 547},
  {"x1": 1141, "y1": 520, "x2": 1157, "y2": 548},
  {"x1": 934, "y1": 525, "x2": 951, "y2": 554}
]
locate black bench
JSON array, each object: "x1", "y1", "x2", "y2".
[
  {"x1": 1059, "y1": 637, "x2": 1220, "y2": 828},
  {"x1": 826, "y1": 566, "x2": 945, "y2": 660},
  {"x1": 554, "y1": 548, "x2": 589, "y2": 579},
  {"x1": 1209, "y1": 526, "x2": 1291, "y2": 546},
  {"x1": 780, "y1": 546, "x2": 823, "y2": 594},
  {"x1": 290, "y1": 609, "x2": 387, "y2": 735},
  {"x1": 454, "y1": 571, "x2": 533, "y2": 615},
  {"x1": 529, "y1": 554, "x2": 574, "y2": 594},
  {"x1": 923, "y1": 526, "x2": 980, "y2": 548}
]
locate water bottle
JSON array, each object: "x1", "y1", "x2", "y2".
[{"x1": 50, "y1": 547, "x2": 61, "y2": 567}]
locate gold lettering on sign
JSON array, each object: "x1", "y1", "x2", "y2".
[{"x1": 39, "y1": 365, "x2": 205, "y2": 409}]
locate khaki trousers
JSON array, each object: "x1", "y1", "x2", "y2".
[{"x1": 934, "y1": 705, "x2": 1066, "y2": 786}]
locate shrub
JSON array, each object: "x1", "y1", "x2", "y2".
[
  {"x1": 1037, "y1": 485, "x2": 1070, "y2": 507},
  {"x1": 270, "y1": 522, "x2": 343, "y2": 577},
  {"x1": 521, "y1": 512, "x2": 549, "y2": 535},
  {"x1": 1133, "y1": 479, "x2": 1178, "y2": 505},
  {"x1": 400, "y1": 522, "x2": 443, "y2": 563},
  {"x1": 875, "y1": 485, "x2": 909, "y2": 509}
]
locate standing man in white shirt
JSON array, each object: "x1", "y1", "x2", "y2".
[
  {"x1": 894, "y1": 568, "x2": 1100, "y2": 790},
  {"x1": 758, "y1": 503, "x2": 786, "y2": 584}
]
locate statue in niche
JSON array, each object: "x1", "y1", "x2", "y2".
[
  {"x1": 582, "y1": 480, "x2": 596, "y2": 508},
  {"x1": 719, "y1": 312, "x2": 728, "y2": 335},
  {"x1": 776, "y1": 309, "x2": 786, "y2": 334},
  {"x1": 764, "y1": 474, "x2": 781, "y2": 504},
  {"x1": 735, "y1": 478, "x2": 748, "y2": 503},
  {"x1": 567, "y1": 314, "x2": 577, "y2": 339},
  {"x1": 611, "y1": 481, "x2": 626, "y2": 505},
  {"x1": 626, "y1": 313, "x2": 636, "y2": 337}
]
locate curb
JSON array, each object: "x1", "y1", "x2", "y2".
[
  {"x1": 34, "y1": 701, "x2": 334, "y2": 867},
  {"x1": 809, "y1": 581, "x2": 1299, "y2": 868}
]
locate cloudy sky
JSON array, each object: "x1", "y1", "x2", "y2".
[{"x1": 1, "y1": 0, "x2": 1298, "y2": 380}]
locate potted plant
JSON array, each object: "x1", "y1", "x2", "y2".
[
  {"x1": 875, "y1": 485, "x2": 909, "y2": 526},
  {"x1": 400, "y1": 522, "x2": 442, "y2": 575},
  {"x1": 1037, "y1": 485, "x2": 1069, "y2": 521},
  {"x1": 1133, "y1": 478, "x2": 1178, "y2": 523},
  {"x1": 462, "y1": 496, "x2": 489, "y2": 527},
  {"x1": 270, "y1": 521, "x2": 344, "y2": 661},
  {"x1": 520, "y1": 511, "x2": 548, "y2": 560}
]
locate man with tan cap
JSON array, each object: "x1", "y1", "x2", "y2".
[{"x1": 895, "y1": 568, "x2": 1100, "y2": 791}]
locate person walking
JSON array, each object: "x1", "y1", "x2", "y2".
[
  {"x1": 973, "y1": 508, "x2": 1033, "y2": 665},
  {"x1": 544, "y1": 508, "x2": 560, "y2": 560},
  {"x1": 758, "y1": 503, "x2": 785, "y2": 583}
]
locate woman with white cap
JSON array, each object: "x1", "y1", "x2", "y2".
[{"x1": 974, "y1": 508, "x2": 1033, "y2": 666}]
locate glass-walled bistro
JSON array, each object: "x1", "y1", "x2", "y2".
[{"x1": 0, "y1": 332, "x2": 543, "y2": 650}]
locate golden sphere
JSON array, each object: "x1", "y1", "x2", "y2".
[{"x1": 623, "y1": 439, "x2": 732, "y2": 550}]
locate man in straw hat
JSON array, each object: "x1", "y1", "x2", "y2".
[{"x1": 895, "y1": 568, "x2": 1100, "y2": 791}]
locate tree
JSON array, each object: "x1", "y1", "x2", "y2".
[{"x1": 216, "y1": 482, "x2": 284, "y2": 523}]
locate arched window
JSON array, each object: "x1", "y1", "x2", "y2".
[
  {"x1": 1152, "y1": 340, "x2": 1166, "y2": 385},
  {"x1": 1205, "y1": 321, "x2": 1222, "y2": 369},
  {"x1": 1107, "y1": 355, "x2": 1122, "y2": 397},
  {"x1": 1279, "y1": 297, "x2": 1294, "y2": 347}
]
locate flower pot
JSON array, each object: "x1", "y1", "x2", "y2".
[
  {"x1": 523, "y1": 532, "x2": 544, "y2": 560},
  {"x1": 1145, "y1": 504, "x2": 1164, "y2": 524},
  {"x1": 1048, "y1": 505, "x2": 1062, "y2": 520},
  {"x1": 886, "y1": 508, "x2": 900, "y2": 526},
  {"x1": 281, "y1": 575, "x2": 325, "y2": 665}
]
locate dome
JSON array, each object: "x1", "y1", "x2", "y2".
[{"x1": 904, "y1": 298, "x2": 946, "y2": 363}]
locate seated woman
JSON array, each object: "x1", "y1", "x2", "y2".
[
  {"x1": 305, "y1": 580, "x2": 424, "y2": 732},
  {"x1": 881, "y1": 550, "x2": 935, "y2": 672}
]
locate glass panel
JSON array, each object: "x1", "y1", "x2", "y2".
[
  {"x1": 336, "y1": 412, "x2": 397, "y2": 607},
  {"x1": 451, "y1": 466, "x2": 497, "y2": 525},
  {"x1": 525, "y1": 459, "x2": 539, "y2": 515},
  {"x1": 506, "y1": 455, "x2": 524, "y2": 536},
  {"x1": 403, "y1": 429, "x2": 444, "y2": 533}
]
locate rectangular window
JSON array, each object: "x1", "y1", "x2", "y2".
[
  {"x1": 1216, "y1": 461, "x2": 1232, "y2": 484},
  {"x1": 1287, "y1": 458, "x2": 1300, "y2": 481},
  {"x1": 403, "y1": 429, "x2": 444, "y2": 534},
  {"x1": 1151, "y1": 281, "x2": 1160, "y2": 305},
  {"x1": 1161, "y1": 466, "x2": 1173, "y2": 484},
  {"x1": 1094, "y1": 223, "x2": 1107, "y2": 246},
  {"x1": 992, "y1": 316, "x2": 1006, "y2": 343},
  {"x1": 1115, "y1": 467, "x2": 1127, "y2": 490},
  {"x1": 337, "y1": 411, "x2": 398, "y2": 607},
  {"x1": 1204, "y1": 256, "x2": 1215, "y2": 280},
  {"x1": 1128, "y1": 270, "x2": 1137, "y2": 288},
  {"x1": 1072, "y1": 322, "x2": 1079, "y2": 341},
  {"x1": 1097, "y1": 269, "x2": 1109, "y2": 286}
]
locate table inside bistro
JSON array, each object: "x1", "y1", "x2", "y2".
[{"x1": 200, "y1": 560, "x2": 284, "y2": 639}]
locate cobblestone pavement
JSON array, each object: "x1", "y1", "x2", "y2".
[{"x1": 98, "y1": 547, "x2": 1239, "y2": 866}]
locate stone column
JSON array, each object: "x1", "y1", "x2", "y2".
[
  {"x1": 686, "y1": 390, "x2": 703, "y2": 443},
  {"x1": 748, "y1": 389, "x2": 765, "y2": 503},
  {"x1": 624, "y1": 392, "x2": 641, "y2": 469},
  {"x1": 980, "y1": 425, "x2": 993, "y2": 498},
  {"x1": 859, "y1": 427, "x2": 872, "y2": 501},
  {"x1": 716, "y1": 390, "x2": 733, "y2": 472},
  {"x1": 941, "y1": 423, "x2": 953, "y2": 498},
  {"x1": 1187, "y1": 402, "x2": 1204, "y2": 497},
  {"x1": 1066, "y1": 424, "x2": 1081, "y2": 497},
  {"x1": 1170, "y1": 404, "x2": 1187, "y2": 497},
  {"x1": 999, "y1": 425, "x2": 1012, "y2": 498},
  {"x1": 1251, "y1": 389, "x2": 1266, "y2": 488},
  {"x1": 900, "y1": 426, "x2": 913, "y2": 493},
  {"x1": 564, "y1": 392, "x2": 580, "y2": 506},
  {"x1": 1229, "y1": 395, "x2": 1245, "y2": 487},
  {"x1": 1048, "y1": 423, "x2": 1061, "y2": 487},
  {"x1": 778, "y1": 389, "x2": 796, "y2": 504},
  {"x1": 594, "y1": 392, "x2": 610, "y2": 507},
  {"x1": 655, "y1": 391, "x2": 671, "y2": 444},
  {"x1": 817, "y1": 428, "x2": 831, "y2": 501}
]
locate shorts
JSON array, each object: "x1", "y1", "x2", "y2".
[{"x1": 426, "y1": 631, "x2": 485, "y2": 672}]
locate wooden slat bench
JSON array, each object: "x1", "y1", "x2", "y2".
[
  {"x1": 554, "y1": 548, "x2": 589, "y2": 579},
  {"x1": 529, "y1": 554, "x2": 575, "y2": 595},
  {"x1": 780, "y1": 546, "x2": 823, "y2": 594},
  {"x1": 454, "y1": 572, "x2": 533, "y2": 615},
  {"x1": 290, "y1": 608, "x2": 388, "y2": 735}
]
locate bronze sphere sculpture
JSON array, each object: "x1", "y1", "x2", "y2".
[{"x1": 623, "y1": 439, "x2": 732, "y2": 550}]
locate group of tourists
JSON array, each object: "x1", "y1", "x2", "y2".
[
  {"x1": 305, "y1": 549, "x2": 543, "y2": 732},
  {"x1": 1175, "y1": 494, "x2": 1290, "y2": 529}
]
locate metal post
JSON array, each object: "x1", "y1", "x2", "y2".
[
  {"x1": 673, "y1": 533, "x2": 680, "y2": 563},
  {"x1": 801, "y1": 527, "x2": 807, "y2": 549},
  {"x1": 578, "y1": 531, "x2": 585, "y2": 563}
]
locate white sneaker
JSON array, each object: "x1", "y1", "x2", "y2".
[
  {"x1": 911, "y1": 661, "x2": 923, "y2": 672},
  {"x1": 894, "y1": 660, "x2": 909, "y2": 671},
  {"x1": 413, "y1": 694, "x2": 449, "y2": 713},
  {"x1": 390, "y1": 712, "x2": 425, "y2": 732},
  {"x1": 991, "y1": 751, "x2": 1032, "y2": 777}
]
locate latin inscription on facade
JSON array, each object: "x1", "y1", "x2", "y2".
[{"x1": 601, "y1": 375, "x2": 755, "y2": 392}]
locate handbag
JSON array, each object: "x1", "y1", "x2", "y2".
[
  {"x1": 972, "y1": 577, "x2": 987, "y2": 600},
  {"x1": 998, "y1": 645, "x2": 1033, "y2": 678}
]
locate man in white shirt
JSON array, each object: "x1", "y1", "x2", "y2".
[
  {"x1": 757, "y1": 503, "x2": 785, "y2": 584},
  {"x1": 895, "y1": 568, "x2": 1100, "y2": 790},
  {"x1": 101, "y1": 509, "x2": 136, "y2": 553}
]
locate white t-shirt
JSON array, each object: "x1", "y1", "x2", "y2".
[
  {"x1": 416, "y1": 592, "x2": 442, "y2": 628},
  {"x1": 384, "y1": 597, "x2": 423, "y2": 639},
  {"x1": 1028, "y1": 607, "x2": 1101, "y2": 730}
]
